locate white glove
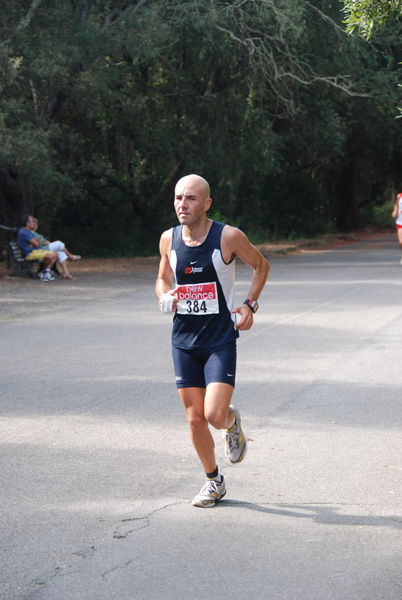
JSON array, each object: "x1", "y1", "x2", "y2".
[{"x1": 161, "y1": 293, "x2": 175, "y2": 313}]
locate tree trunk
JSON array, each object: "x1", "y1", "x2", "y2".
[
  {"x1": 0, "y1": 169, "x2": 33, "y2": 260},
  {"x1": 0, "y1": 169, "x2": 33, "y2": 227},
  {"x1": 336, "y1": 162, "x2": 359, "y2": 231}
]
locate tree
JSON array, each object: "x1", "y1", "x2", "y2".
[
  {"x1": 342, "y1": 0, "x2": 402, "y2": 38},
  {"x1": 1, "y1": 0, "x2": 402, "y2": 254},
  {"x1": 0, "y1": 0, "x2": 94, "y2": 230}
]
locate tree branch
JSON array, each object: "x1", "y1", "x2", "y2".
[{"x1": 16, "y1": 0, "x2": 44, "y2": 31}]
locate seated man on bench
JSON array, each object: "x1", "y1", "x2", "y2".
[
  {"x1": 17, "y1": 215, "x2": 58, "y2": 282},
  {"x1": 32, "y1": 218, "x2": 80, "y2": 280}
]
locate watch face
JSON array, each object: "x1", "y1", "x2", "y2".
[
  {"x1": 251, "y1": 301, "x2": 259, "y2": 313},
  {"x1": 245, "y1": 299, "x2": 259, "y2": 313}
]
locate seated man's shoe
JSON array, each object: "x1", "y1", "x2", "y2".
[{"x1": 44, "y1": 269, "x2": 55, "y2": 281}]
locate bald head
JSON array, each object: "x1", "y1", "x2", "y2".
[
  {"x1": 175, "y1": 174, "x2": 210, "y2": 200},
  {"x1": 174, "y1": 174, "x2": 212, "y2": 226}
]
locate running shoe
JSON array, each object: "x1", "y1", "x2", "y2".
[
  {"x1": 192, "y1": 476, "x2": 226, "y2": 508},
  {"x1": 224, "y1": 406, "x2": 247, "y2": 463}
]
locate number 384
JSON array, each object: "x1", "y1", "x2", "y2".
[{"x1": 186, "y1": 299, "x2": 207, "y2": 313}]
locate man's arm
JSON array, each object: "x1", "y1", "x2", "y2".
[
  {"x1": 19, "y1": 229, "x2": 39, "y2": 248},
  {"x1": 155, "y1": 229, "x2": 178, "y2": 312},
  {"x1": 221, "y1": 225, "x2": 269, "y2": 331}
]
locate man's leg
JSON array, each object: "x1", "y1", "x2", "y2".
[
  {"x1": 41, "y1": 252, "x2": 59, "y2": 280},
  {"x1": 178, "y1": 387, "x2": 217, "y2": 473},
  {"x1": 205, "y1": 382, "x2": 247, "y2": 464},
  {"x1": 204, "y1": 382, "x2": 235, "y2": 431},
  {"x1": 42, "y1": 252, "x2": 58, "y2": 270},
  {"x1": 178, "y1": 383, "x2": 236, "y2": 471},
  {"x1": 179, "y1": 385, "x2": 229, "y2": 508}
]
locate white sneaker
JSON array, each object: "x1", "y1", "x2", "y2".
[
  {"x1": 192, "y1": 475, "x2": 226, "y2": 508},
  {"x1": 45, "y1": 269, "x2": 55, "y2": 281},
  {"x1": 38, "y1": 271, "x2": 49, "y2": 282}
]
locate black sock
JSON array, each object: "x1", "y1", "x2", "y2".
[{"x1": 206, "y1": 466, "x2": 219, "y2": 479}]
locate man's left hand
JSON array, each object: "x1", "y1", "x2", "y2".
[{"x1": 232, "y1": 305, "x2": 254, "y2": 330}]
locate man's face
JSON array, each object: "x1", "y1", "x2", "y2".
[
  {"x1": 25, "y1": 217, "x2": 36, "y2": 231},
  {"x1": 174, "y1": 177, "x2": 211, "y2": 226}
]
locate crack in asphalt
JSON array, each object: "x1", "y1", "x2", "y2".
[{"x1": 113, "y1": 501, "x2": 188, "y2": 539}]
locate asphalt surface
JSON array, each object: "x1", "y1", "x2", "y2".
[{"x1": 0, "y1": 233, "x2": 401, "y2": 600}]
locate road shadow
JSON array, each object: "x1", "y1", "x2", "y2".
[{"x1": 217, "y1": 499, "x2": 402, "y2": 530}]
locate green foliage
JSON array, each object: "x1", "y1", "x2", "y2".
[
  {"x1": 342, "y1": 0, "x2": 402, "y2": 39},
  {"x1": 234, "y1": 171, "x2": 333, "y2": 242},
  {"x1": 359, "y1": 201, "x2": 396, "y2": 228}
]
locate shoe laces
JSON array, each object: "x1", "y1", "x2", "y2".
[
  {"x1": 200, "y1": 479, "x2": 220, "y2": 496},
  {"x1": 226, "y1": 419, "x2": 241, "y2": 451}
]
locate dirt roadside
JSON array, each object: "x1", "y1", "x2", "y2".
[{"x1": 0, "y1": 228, "x2": 392, "y2": 281}]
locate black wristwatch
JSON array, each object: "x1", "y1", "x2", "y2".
[{"x1": 244, "y1": 299, "x2": 259, "y2": 313}]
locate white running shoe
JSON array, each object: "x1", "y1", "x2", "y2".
[
  {"x1": 192, "y1": 476, "x2": 226, "y2": 508},
  {"x1": 225, "y1": 406, "x2": 247, "y2": 464}
]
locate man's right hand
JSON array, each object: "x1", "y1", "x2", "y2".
[{"x1": 160, "y1": 289, "x2": 178, "y2": 313}]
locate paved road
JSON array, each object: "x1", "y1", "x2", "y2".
[{"x1": 1, "y1": 234, "x2": 401, "y2": 600}]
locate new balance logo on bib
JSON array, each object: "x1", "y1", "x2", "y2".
[{"x1": 176, "y1": 283, "x2": 219, "y2": 314}]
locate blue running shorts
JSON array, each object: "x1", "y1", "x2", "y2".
[{"x1": 172, "y1": 341, "x2": 237, "y2": 389}]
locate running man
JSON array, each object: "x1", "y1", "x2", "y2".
[{"x1": 156, "y1": 174, "x2": 269, "y2": 507}]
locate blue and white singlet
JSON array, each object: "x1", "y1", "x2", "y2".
[{"x1": 170, "y1": 221, "x2": 239, "y2": 350}]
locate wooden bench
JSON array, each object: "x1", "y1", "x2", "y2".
[
  {"x1": 1, "y1": 225, "x2": 60, "y2": 279},
  {"x1": 6, "y1": 240, "x2": 42, "y2": 278}
]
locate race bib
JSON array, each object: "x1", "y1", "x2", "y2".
[{"x1": 176, "y1": 282, "x2": 219, "y2": 315}]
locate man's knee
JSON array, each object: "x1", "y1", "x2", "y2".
[
  {"x1": 205, "y1": 404, "x2": 231, "y2": 430},
  {"x1": 186, "y1": 407, "x2": 206, "y2": 430}
]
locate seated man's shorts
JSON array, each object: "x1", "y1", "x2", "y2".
[
  {"x1": 26, "y1": 249, "x2": 54, "y2": 261},
  {"x1": 172, "y1": 341, "x2": 237, "y2": 389}
]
